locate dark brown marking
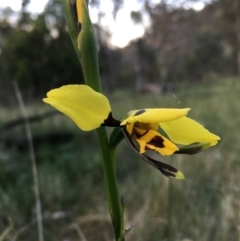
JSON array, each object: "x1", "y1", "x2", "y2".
[
  {"x1": 146, "y1": 156, "x2": 177, "y2": 178},
  {"x1": 148, "y1": 157, "x2": 177, "y2": 173},
  {"x1": 175, "y1": 147, "x2": 202, "y2": 155},
  {"x1": 145, "y1": 146, "x2": 151, "y2": 151},
  {"x1": 77, "y1": 23, "x2": 82, "y2": 33},
  {"x1": 147, "y1": 136, "x2": 165, "y2": 148},
  {"x1": 134, "y1": 130, "x2": 149, "y2": 139},
  {"x1": 134, "y1": 109, "x2": 146, "y2": 116},
  {"x1": 122, "y1": 127, "x2": 178, "y2": 179},
  {"x1": 71, "y1": 0, "x2": 77, "y2": 21},
  {"x1": 101, "y1": 112, "x2": 121, "y2": 127},
  {"x1": 70, "y1": 0, "x2": 81, "y2": 32},
  {"x1": 160, "y1": 169, "x2": 175, "y2": 178}
]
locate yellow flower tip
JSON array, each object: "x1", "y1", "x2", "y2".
[
  {"x1": 210, "y1": 135, "x2": 221, "y2": 146},
  {"x1": 76, "y1": 0, "x2": 83, "y2": 24},
  {"x1": 76, "y1": 0, "x2": 87, "y2": 25},
  {"x1": 173, "y1": 171, "x2": 185, "y2": 180},
  {"x1": 43, "y1": 85, "x2": 111, "y2": 131}
]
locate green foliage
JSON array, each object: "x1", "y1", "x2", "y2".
[
  {"x1": 187, "y1": 31, "x2": 226, "y2": 80},
  {"x1": 0, "y1": 12, "x2": 83, "y2": 101},
  {"x1": 1, "y1": 0, "x2": 239, "y2": 105}
]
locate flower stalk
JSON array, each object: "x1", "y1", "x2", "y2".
[{"x1": 60, "y1": 0, "x2": 124, "y2": 240}]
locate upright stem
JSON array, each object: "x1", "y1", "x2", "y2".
[
  {"x1": 60, "y1": 0, "x2": 124, "y2": 239},
  {"x1": 97, "y1": 128, "x2": 124, "y2": 240}
]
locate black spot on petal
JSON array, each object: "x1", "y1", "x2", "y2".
[
  {"x1": 147, "y1": 136, "x2": 165, "y2": 148},
  {"x1": 134, "y1": 109, "x2": 146, "y2": 116}
]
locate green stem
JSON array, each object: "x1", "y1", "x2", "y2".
[
  {"x1": 79, "y1": 8, "x2": 124, "y2": 239},
  {"x1": 97, "y1": 128, "x2": 124, "y2": 240},
  {"x1": 60, "y1": 1, "x2": 124, "y2": 239}
]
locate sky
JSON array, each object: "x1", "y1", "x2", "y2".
[
  {"x1": 0, "y1": 0, "x2": 206, "y2": 48},
  {"x1": 0, "y1": 0, "x2": 145, "y2": 47},
  {"x1": 92, "y1": 0, "x2": 148, "y2": 48}
]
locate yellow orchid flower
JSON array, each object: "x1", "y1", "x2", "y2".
[{"x1": 43, "y1": 84, "x2": 220, "y2": 179}]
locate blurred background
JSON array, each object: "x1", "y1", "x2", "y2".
[{"x1": 0, "y1": 0, "x2": 240, "y2": 240}]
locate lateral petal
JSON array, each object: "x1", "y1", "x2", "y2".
[
  {"x1": 160, "y1": 116, "x2": 221, "y2": 146},
  {"x1": 120, "y1": 108, "x2": 190, "y2": 126},
  {"x1": 145, "y1": 156, "x2": 184, "y2": 179},
  {"x1": 43, "y1": 85, "x2": 111, "y2": 131}
]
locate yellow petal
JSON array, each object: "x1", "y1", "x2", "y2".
[
  {"x1": 120, "y1": 108, "x2": 191, "y2": 126},
  {"x1": 174, "y1": 171, "x2": 185, "y2": 179},
  {"x1": 133, "y1": 127, "x2": 179, "y2": 156},
  {"x1": 125, "y1": 122, "x2": 159, "y2": 135},
  {"x1": 43, "y1": 85, "x2": 111, "y2": 131},
  {"x1": 160, "y1": 117, "x2": 220, "y2": 146},
  {"x1": 126, "y1": 123, "x2": 134, "y2": 135},
  {"x1": 76, "y1": 0, "x2": 87, "y2": 24}
]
